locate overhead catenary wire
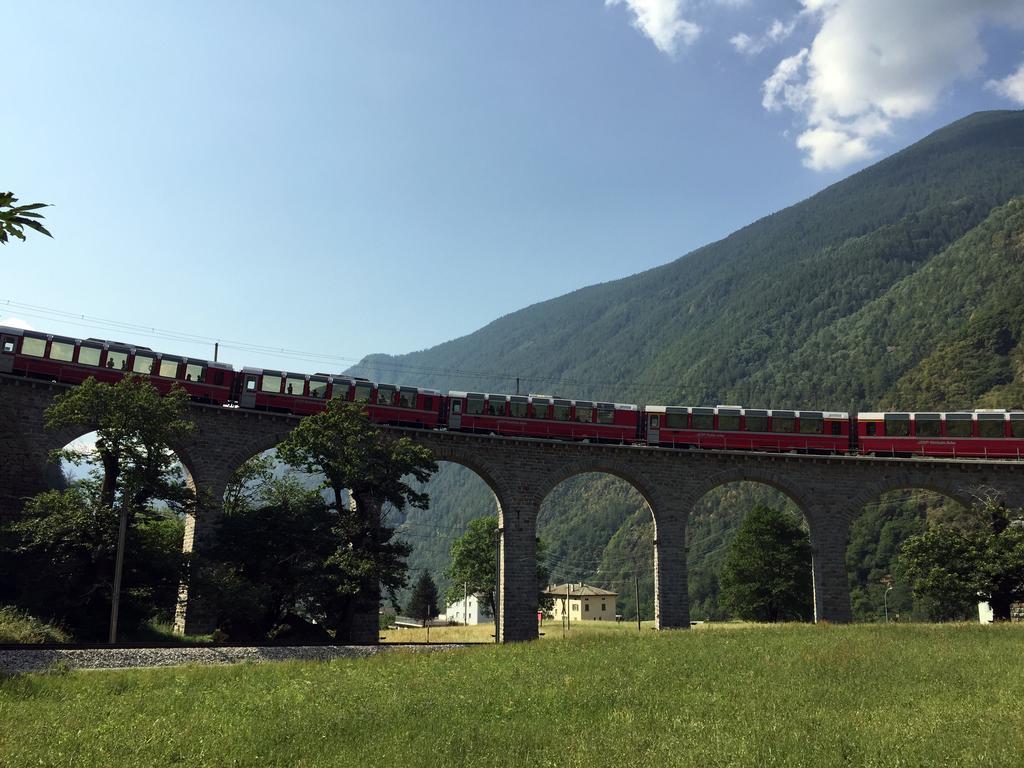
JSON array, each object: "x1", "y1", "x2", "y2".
[{"x1": 0, "y1": 298, "x2": 697, "y2": 400}]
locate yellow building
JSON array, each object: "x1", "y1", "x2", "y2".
[{"x1": 545, "y1": 583, "x2": 618, "y2": 622}]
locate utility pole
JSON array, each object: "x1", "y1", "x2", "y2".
[
  {"x1": 566, "y1": 582, "x2": 571, "y2": 631},
  {"x1": 494, "y1": 527, "x2": 501, "y2": 644},
  {"x1": 516, "y1": 377, "x2": 520, "y2": 395},
  {"x1": 464, "y1": 581, "x2": 468, "y2": 627},
  {"x1": 635, "y1": 574, "x2": 641, "y2": 633},
  {"x1": 108, "y1": 505, "x2": 130, "y2": 644},
  {"x1": 214, "y1": 341, "x2": 219, "y2": 362}
]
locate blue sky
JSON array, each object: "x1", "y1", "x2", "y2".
[{"x1": 4, "y1": 1, "x2": 1023, "y2": 375}]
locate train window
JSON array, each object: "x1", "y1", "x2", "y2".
[
  {"x1": 510, "y1": 399, "x2": 528, "y2": 418},
  {"x1": 945, "y1": 415, "x2": 972, "y2": 437},
  {"x1": 133, "y1": 355, "x2": 155, "y2": 374},
  {"x1": 831, "y1": 422, "x2": 843, "y2": 436},
  {"x1": 718, "y1": 411, "x2": 741, "y2": 431},
  {"x1": 553, "y1": 401, "x2": 571, "y2": 421},
  {"x1": 771, "y1": 415, "x2": 795, "y2": 433},
  {"x1": 452, "y1": 399, "x2": 462, "y2": 414},
  {"x1": 1011, "y1": 416, "x2": 1024, "y2": 438},
  {"x1": 666, "y1": 413, "x2": 687, "y2": 429},
  {"x1": 575, "y1": 405, "x2": 593, "y2": 423},
  {"x1": 261, "y1": 374, "x2": 282, "y2": 393},
  {"x1": 745, "y1": 414, "x2": 767, "y2": 432},
  {"x1": 285, "y1": 377, "x2": 304, "y2": 396},
  {"x1": 883, "y1": 416, "x2": 910, "y2": 437},
  {"x1": 532, "y1": 400, "x2": 550, "y2": 419},
  {"x1": 865, "y1": 423, "x2": 877, "y2": 436},
  {"x1": 159, "y1": 360, "x2": 179, "y2": 378},
  {"x1": 399, "y1": 389, "x2": 416, "y2": 408},
  {"x1": 354, "y1": 383, "x2": 372, "y2": 402},
  {"x1": 107, "y1": 350, "x2": 128, "y2": 370},
  {"x1": 597, "y1": 406, "x2": 615, "y2": 425},
  {"x1": 78, "y1": 346, "x2": 102, "y2": 367},
  {"x1": 914, "y1": 416, "x2": 940, "y2": 438},
  {"x1": 486, "y1": 397, "x2": 505, "y2": 416},
  {"x1": 21, "y1": 337, "x2": 46, "y2": 357},
  {"x1": 1, "y1": 337, "x2": 14, "y2": 353},
  {"x1": 378, "y1": 386, "x2": 396, "y2": 406},
  {"x1": 309, "y1": 380, "x2": 327, "y2": 399},
  {"x1": 689, "y1": 409, "x2": 712, "y2": 429},
  {"x1": 246, "y1": 377, "x2": 257, "y2": 392},
  {"x1": 465, "y1": 395, "x2": 485, "y2": 415},
  {"x1": 49, "y1": 341, "x2": 74, "y2": 362},
  {"x1": 978, "y1": 416, "x2": 1005, "y2": 438},
  {"x1": 799, "y1": 415, "x2": 822, "y2": 434},
  {"x1": 185, "y1": 363, "x2": 205, "y2": 383},
  {"x1": 329, "y1": 382, "x2": 348, "y2": 399}
]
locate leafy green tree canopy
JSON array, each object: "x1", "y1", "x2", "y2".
[
  {"x1": 276, "y1": 400, "x2": 437, "y2": 514},
  {"x1": 274, "y1": 400, "x2": 437, "y2": 637},
  {"x1": 0, "y1": 191, "x2": 52, "y2": 244},
  {"x1": 900, "y1": 499, "x2": 1024, "y2": 621},
  {"x1": 719, "y1": 505, "x2": 813, "y2": 622},
  {"x1": 443, "y1": 515, "x2": 551, "y2": 614},
  {"x1": 46, "y1": 375, "x2": 196, "y2": 512}
]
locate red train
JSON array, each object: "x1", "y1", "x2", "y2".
[{"x1": 3, "y1": 325, "x2": 1023, "y2": 459}]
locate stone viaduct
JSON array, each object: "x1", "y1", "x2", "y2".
[{"x1": 4, "y1": 375, "x2": 1024, "y2": 642}]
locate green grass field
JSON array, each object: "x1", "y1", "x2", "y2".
[{"x1": 3, "y1": 623, "x2": 1022, "y2": 767}]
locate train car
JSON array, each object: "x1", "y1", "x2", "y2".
[
  {"x1": 365, "y1": 383, "x2": 443, "y2": 429},
  {"x1": 0, "y1": 326, "x2": 235, "y2": 404},
  {"x1": 857, "y1": 411, "x2": 1024, "y2": 458},
  {"x1": 446, "y1": 391, "x2": 640, "y2": 442},
  {"x1": 644, "y1": 404, "x2": 850, "y2": 453}
]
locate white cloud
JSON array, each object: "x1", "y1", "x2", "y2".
[
  {"x1": 606, "y1": 0, "x2": 701, "y2": 55},
  {"x1": 732, "y1": 17, "x2": 797, "y2": 55},
  {"x1": 763, "y1": 0, "x2": 1024, "y2": 170},
  {"x1": 762, "y1": 49, "x2": 809, "y2": 111},
  {"x1": 986, "y1": 62, "x2": 1024, "y2": 104},
  {"x1": 0, "y1": 317, "x2": 35, "y2": 330}
]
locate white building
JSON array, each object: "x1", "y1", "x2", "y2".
[{"x1": 444, "y1": 593, "x2": 493, "y2": 625}]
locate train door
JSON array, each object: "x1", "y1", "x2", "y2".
[
  {"x1": 648, "y1": 412, "x2": 660, "y2": 444},
  {"x1": 449, "y1": 397, "x2": 463, "y2": 429},
  {"x1": 0, "y1": 332, "x2": 16, "y2": 373},
  {"x1": 240, "y1": 373, "x2": 258, "y2": 408}
]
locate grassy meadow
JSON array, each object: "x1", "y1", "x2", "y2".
[{"x1": 3, "y1": 623, "x2": 1023, "y2": 767}]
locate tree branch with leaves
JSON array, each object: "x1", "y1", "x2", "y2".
[{"x1": 0, "y1": 191, "x2": 52, "y2": 244}]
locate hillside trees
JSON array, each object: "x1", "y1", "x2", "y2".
[
  {"x1": 719, "y1": 506, "x2": 813, "y2": 622},
  {"x1": 0, "y1": 376, "x2": 194, "y2": 640}
]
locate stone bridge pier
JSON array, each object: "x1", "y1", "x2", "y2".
[{"x1": 4, "y1": 375, "x2": 1024, "y2": 642}]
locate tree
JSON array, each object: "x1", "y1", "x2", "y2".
[
  {"x1": 406, "y1": 571, "x2": 439, "y2": 622},
  {"x1": 43, "y1": 375, "x2": 195, "y2": 641},
  {"x1": 719, "y1": 505, "x2": 813, "y2": 622},
  {"x1": 0, "y1": 191, "x2": 52, "y2": 244},
  {"x1": 443, "y1": 515, "x2": 551, "y2": 616},
  {"x1": 206, "y1": 456, "x2": 338, "y2": 641},
  {"x1": 275, "y1": 400, "x2": 437, "y2": 637},
  {"x1": 1, "y1": 485, "x2": 185, "y2": 639},
  {"x1": 900, "y1": 500, "x2": 1024, "y2": 621}
]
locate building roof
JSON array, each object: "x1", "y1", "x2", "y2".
[{"x1": 544, "y1": 583, "x2": 618, "y2": 598}]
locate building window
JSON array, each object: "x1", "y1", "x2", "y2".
[
  {"x1": 585, "y1": 603, "x2": 590, "y2": 612},
  {"x1": 602, "y1": 603, "x2": 606, "y2": 611}
]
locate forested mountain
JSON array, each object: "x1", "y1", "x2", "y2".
[{"x1": 352, "y1": 111, "x2": 1024, "y2": 621}]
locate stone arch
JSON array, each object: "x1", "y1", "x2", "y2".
[
  {"x1": 534, "y1": 458, "x2": 664, "y2": 515},
  {"x1": 686, "y1": 466, "x2": 814, "y2": 521},
  {"x1": 684, "y1": 468, "x2": 819, "y2": 626},
  {"x1": 846, "y1": 479, "x2": 977, "y2": 516},
  {"x1": 417, "y1": 442, "x2": 511, "y2": 518}
]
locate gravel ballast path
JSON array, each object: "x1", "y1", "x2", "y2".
[{"x1": 0, "y1": 644, "x2": 466, "y2": 676}]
